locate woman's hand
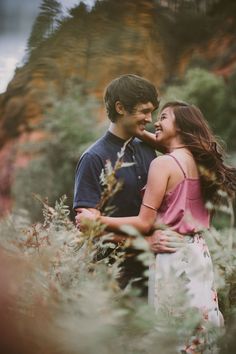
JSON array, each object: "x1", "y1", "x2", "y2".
[{"x1": 75, "y1": 208, "x2": 101, "y2": 230}]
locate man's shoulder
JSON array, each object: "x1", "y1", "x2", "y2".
[
  {"x1": 75, "y1": 138, "x2": 106, "y2": 173},
  {"x1": 82, "y1": 134, "x2": 108, "y2": 157}
]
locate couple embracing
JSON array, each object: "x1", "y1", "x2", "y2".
[{"x1": 74, "y1": 74, "x2": 236, "y2": 351}]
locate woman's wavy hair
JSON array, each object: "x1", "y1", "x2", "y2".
[{"x1": 161, "y1": 101, "x2": 236, "y2": 205}]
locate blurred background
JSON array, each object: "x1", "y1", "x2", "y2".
[{"x1": 0, "y1": 0, "x2": 236, "y2": 221}]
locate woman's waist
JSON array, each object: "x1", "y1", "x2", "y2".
[
  {"x1": 156, "y1": 215, "x2": 209, "y2": 235},
  {"x1": 157, "y1": 230, "x2": 207, "y2": 250},
  {"x1": 157, "y1": 205, "x2": 210, "y2": 231}
]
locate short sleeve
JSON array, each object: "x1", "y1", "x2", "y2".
[{"x1": 73, "y1": 152, "x2": 103, "y2": 210}]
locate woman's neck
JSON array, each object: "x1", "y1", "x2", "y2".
[
  {"x1": 165, "y1": 138, "x2": 186, "y2": 153},
  {"x1": 169, "y1": 145, "x2": 188, "y2": 152}
]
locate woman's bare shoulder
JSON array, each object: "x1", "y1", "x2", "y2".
[
  {"x1": 151, "y1": 154, "x2": 175, "y2": 165},
  {"x1": 150, "y1": 154, "x2": 175, "y2": 171}
]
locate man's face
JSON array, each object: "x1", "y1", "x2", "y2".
[{"x1": 117, "y1": 102, "x2": 156, "y2": 138}]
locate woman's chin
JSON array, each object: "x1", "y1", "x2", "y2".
[{"x1": 155, "y1": 135, "x2": 164, "y2": 143}]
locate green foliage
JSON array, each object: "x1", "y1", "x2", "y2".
[
  {"x1": 205, "y1": 226, "x2": 236, "y2": 327},
  {"x1": 27, "y1": 0, "x2": 62, "y2": 54},
  {"x1": 12, "y1": 85, "x2": 104, "y2": 221},
  {"x1": 163, "y1": 67, "x2": 236, "y2": 150},
  {"x1": 1, "y1": 194, "x2": 236, "y2": 353},
  {"x1": 221, "y1": 71, "x2": 236, "y2": 150}
]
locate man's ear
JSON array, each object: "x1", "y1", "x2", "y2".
[{"x1": 115, "y1": 101, "x2": 125, "y2": 115}]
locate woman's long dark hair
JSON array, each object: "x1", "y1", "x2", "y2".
[{"x1": 161, "y1": 101, "x2": 236, "y2": 206}]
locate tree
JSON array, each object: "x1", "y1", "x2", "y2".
[
  {"x1": 164, "y1": 67, "x2": 236, "y2": 150},
  {"x1": 12, "y1": 84, "x2": 102, "y2": 221},
  {"x1": 27, "y1": 0, "x2": 62, "y2": 53}
]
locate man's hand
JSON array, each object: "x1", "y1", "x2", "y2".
[{"x1": 145, "y1": 229, "x2": 184, "y2": 253}]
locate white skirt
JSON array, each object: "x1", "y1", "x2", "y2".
[{"x1": 148, "y1": 233, "x2": 223, "y2": 351}]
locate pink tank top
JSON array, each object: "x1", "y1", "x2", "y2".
[{"x1": 156, "y1": 154, "x2": 210, "y2": 234}]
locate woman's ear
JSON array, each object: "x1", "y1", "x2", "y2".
[{"x1": 115, "y1": 101, "x2": 124, "y2": 115}]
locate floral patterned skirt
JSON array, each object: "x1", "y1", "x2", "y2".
[{"x1": 148, "y1": 233, "x2": 224, "y2": 353}]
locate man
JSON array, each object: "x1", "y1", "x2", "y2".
[{"x1": 73, "y1": 74, "x2": 176, "y2": 294}]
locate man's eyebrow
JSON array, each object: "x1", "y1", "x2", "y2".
[{"x1": 141, "y1": 107, "x2": 155, "y2": 112}]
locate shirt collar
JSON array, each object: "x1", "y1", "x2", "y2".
[{"x1": 105, "y1": 130, "x2": 134, "y2": 147}]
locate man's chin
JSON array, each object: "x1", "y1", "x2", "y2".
[{"x1": 137, "y1": 127, "x2": 145, "y2": 135}]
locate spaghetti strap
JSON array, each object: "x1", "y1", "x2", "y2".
[{"x1": 168, "y1": 154, "x2": 186, "y2": 178}]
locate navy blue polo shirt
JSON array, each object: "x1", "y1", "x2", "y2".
[{"x1": 73, "y1": 131, "x2": 156, "y2": 217}]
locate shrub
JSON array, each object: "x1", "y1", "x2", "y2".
[
  {"x1": 163, "y1": 67, "x2": 236, "y2": 150},
  {"x1": 12, "y1": 85, "x2": 105, "y2": 221}
]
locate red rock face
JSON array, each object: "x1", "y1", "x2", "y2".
[{"x1": 0, "y1": 141, "x2": 15, "y2": 216}]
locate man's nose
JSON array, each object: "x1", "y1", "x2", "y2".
[{"x1": 144, "y1": 112, "x2": 152, "y2": 123}]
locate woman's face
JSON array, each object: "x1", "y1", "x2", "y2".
[{"x1": 154, "y1": 107, "x2": 179, "y2": 145}]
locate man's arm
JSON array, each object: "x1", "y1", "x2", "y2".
[{"x1": 73, "y1": 152, "x2": 103, "y2": 211}]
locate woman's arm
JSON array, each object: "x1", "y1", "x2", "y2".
[
  {"x1": 79, "y1": 156, "x2": 171, "y2": 234},
  {"x1": 101, "y1": 206, "x2": 156, "y2": 234},
  {"x1": 136, "y1": 130, "x2": 167, "y2": 153}
]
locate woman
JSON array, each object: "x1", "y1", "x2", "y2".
[{"x1": 77, "y1": 101, "x2": 236, "y2": 348}]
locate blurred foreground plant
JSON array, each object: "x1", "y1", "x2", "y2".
[
  {"x1": 1, "y1": 142, "x2": 236, "y2": 353},
  {"x1": 1, "y1": 195, "x2": 224, "y2": 354}
]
